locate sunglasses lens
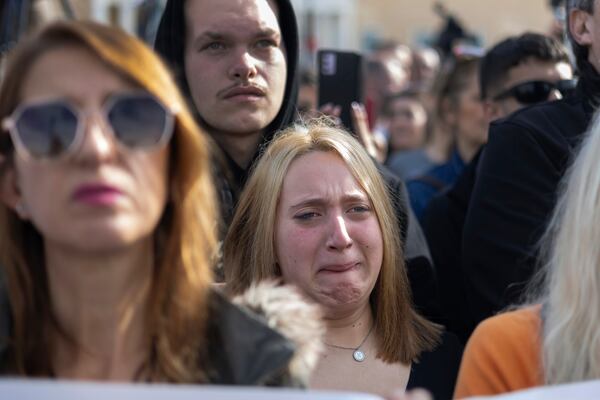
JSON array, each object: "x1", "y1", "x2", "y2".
[
  {"x1": 513, "y1": 82, "x2": 551, "y2": 104},
  {"x1": 107, "y1": 94, "x2": 172, "y2": 149},
  {"x1": 557, "y1": 79, "x2": 577, "y2": 97},
  {"x1": 15, "y1": 102, "x2": 78, "y2": 158}
]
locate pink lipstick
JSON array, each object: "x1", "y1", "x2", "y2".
[{"x1": 72, "y1": 184, "x2": 123, "y2": 206}]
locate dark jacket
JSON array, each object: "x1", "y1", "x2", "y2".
[
  {"x1": 421, "y1": 149, "x2": 481, "y2": 343},
  {"x1": 406, "y1": 332, "x2": 463, "y2": 400},
  {"x1": 377, "y1": 164, "x2": 440, "y2": 321},
  {"x1": 0, "y1": 285, "x2": 321, "y2": 385},
  {"x1": 461, "y1": 76, "x2": 596, "y2": 329},
  {"x1": 204, "y1": 291, "x2": 298, "y2": 385}
]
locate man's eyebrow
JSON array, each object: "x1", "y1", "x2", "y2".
[
  {"x1": 195, "y1": 31, "x2": 226, "y2": 42},
  {"x1": 256, "y1": 27, "x2": 280, "y2": 38},
  {"x1": 191, "y1": 28, "x2": 280, "y2": 48},
  {"x1": 190, "y1": 31, "x2": 227, "y2": 50}
]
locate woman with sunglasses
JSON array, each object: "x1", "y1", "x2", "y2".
[{"x1": 0, "y1": 20, "x2": 322, "y2": 384}]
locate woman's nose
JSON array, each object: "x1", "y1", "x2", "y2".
[
  {"x1": 76, "y1": 113, "x2": 118, "y2": 162},
  {"x1": 326, "y1": 215, "x2": 353, "y2": 250}
]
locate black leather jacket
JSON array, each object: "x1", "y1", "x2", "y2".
[{"x1": 0, "y1": 289, "x2": 300, "y2": 386}]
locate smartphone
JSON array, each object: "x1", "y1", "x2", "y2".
[{"x1": 317, "y1": 49, "x2": 364, "y2": 132}]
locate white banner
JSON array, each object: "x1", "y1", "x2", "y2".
[
  {"x1": 466, "y1": 379, "x2": 600, "y2": 400},
  {"x1": 0, "y1": 379, "x2": 381, "y2": 400}
]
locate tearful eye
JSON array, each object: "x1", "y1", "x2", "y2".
[
  {"x1": 349, "y1": 205, "x2": 370, "y2": 213},
  {"x1": 294, "y1": 211, "x2": 320, "y2": 220}
]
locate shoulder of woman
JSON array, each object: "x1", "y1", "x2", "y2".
[
  {"x1": 228, "y1": 281, "x2": 325, "y2": 385},
  {"x1": 469, "y1": 306, "x2": 542, "y2": 347},
  {"x1": 454, "y1": 306, "x2": 543, "y2": 398}
]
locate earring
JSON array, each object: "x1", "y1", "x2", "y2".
[{"x1": 15, "y1": 201, "x2": 28, "y2": 220}]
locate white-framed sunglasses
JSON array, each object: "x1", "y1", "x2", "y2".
[{"x1": 2, "y1": 91, "x2": 176, "y2": 160}]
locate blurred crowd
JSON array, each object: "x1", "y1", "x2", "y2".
[{"x1": 2, "y1": 0, "x2": 600, "y2": 399}]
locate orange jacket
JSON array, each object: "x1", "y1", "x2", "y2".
[{"x1": 454, "y1": 306, "x2": 544, "y2": 398}]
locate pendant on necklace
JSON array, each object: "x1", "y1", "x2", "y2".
[{"x1": 353, "y1": 350, "x2": 366, "y2": 362}]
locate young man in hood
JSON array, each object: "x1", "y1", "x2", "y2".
[
  {"x1": 155, "y1": 0, "x2": 298, "y2": 226},
  {"x1": 154, "y1": 0, "x2": 440, "y2": 320}
]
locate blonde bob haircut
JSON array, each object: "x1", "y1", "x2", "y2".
[
  {"x1": 0, "y1": 21, "x2": 218, "y2": 380},
  {"x1": 534, "y1": 111, "x2": 600, "y2": 385},
  {"x1": 224, "y1": 122, "x2": 440, "y2": 364}
]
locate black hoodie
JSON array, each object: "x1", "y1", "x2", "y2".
[{"x1": 154, "y1": 0, "x2": 299, "y2": 227}]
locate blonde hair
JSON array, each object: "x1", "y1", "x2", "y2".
[
  {"x1": 0, "y1": 21, "x2": 218, "y2": 381},
  {"x1": 224, "y1": 122, "x2": 440, "y2": 363},
  {"x1": 535, "y1": 112, "x2": 600, "y2": 384}
]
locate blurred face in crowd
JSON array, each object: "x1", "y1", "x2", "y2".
[
  {"x1": 451, "y1": 71, "x2": 487, "y2": 151},
  {"x1": 487, "y1": 58, "x2": 574, "y2": 120},
  {"x1": 411, "y1": 47, "x2": 441, "y2": 88},
  {"x1": 386, "y1": 96, "x2": 428, "y2": 152},
  {"x1": 183, "y1": 0, "x2": 287, "y2": 138},
  {"x1": 298, "y1": 81, "x2": 318, "y2": 119},
  {"x1": 3, "y1": 46, "x2": 170, "y2": 253},
  {"x1": 274, "y1": 151, "x2": 383, "y2": 316}
]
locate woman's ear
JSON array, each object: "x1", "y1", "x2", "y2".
[
  {"x1": 570, "y1": 8, "x2": 594, "y2": 47},
  {"x1": 0, "y1": 155, "x2": 28, "y2": 220}
]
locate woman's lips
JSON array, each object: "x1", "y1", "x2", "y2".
[
  {"x1": 319, "y1": 262, "x2": 359, "y2": 273},
  {"x1": 72, "y1": 184, "x2": 124, "y2": 206}
]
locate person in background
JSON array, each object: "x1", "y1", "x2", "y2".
[
  {"x1": 461, "y1": 0, "x2": 597, "y2": 328},
  {"x1": 364, "y1": 41, "x2": 413, "y2": 149},
  {"x1": 224, "y1": 123, "x2": 462, "y2": 400},
  {"x1": 411, "y1": 47, "x2": 442, "y2": 92},
  {"x1": 421, "y1": 32, "x2": 573, "y2": 343},
  {"x1": 0, "y1": 20, "x2": 321, "y2": 384},
  {"x1": 384, "y1": 90, "x2": 434, "y2": 180},
  {"x1": 297, "y1": 68, "x2": 318, "y2": 120},
  {"x1": 407, "y1": 56, "x2": 485, "y2": 220},
  {"x1": 548, "y1": 0, "x2": 568, "y2": 42},
  {"x1": 455, "y1": 104, "x2": 600, "y2": 398}
]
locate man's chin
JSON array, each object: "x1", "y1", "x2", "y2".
[{"x1": 207, "y1": 114, "x2": 274, "y2": 137}]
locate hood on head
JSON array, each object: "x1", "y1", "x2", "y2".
[{"x1": 154, "y1": 0, "x2": 299, "y2": 148}]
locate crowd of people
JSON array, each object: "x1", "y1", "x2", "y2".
[{"x1": 1, "y1": 0, "x2": 600, "y2": 399}]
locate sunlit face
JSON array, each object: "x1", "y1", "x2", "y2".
[
  {"x1": 274, "y1": 151, "x2": 383, "y2": 317},
  {"x1": 3, "y1": 45, "x2": 170, "y2": 254},
  {"x1": 387, "y1": 97, "x2": 428, "y2": 152},
  {"x1": 184, "y1": 0, "x2": 287, "y2": 137}
]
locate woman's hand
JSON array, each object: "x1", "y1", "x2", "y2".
[
  {"x1": 317, "y1": 102, "x2": 387, "y2": 163},
  {"x1": 350, "y1": 102, "x2": 387, "y2": 163}
]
